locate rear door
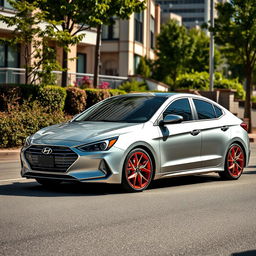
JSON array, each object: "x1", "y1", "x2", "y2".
[
  {"x1": 159, "y1": 97, "x2": 202, "y2": 174},
  {"x1": 192, "y1": 99, "x2": 231, "y2": 168}
]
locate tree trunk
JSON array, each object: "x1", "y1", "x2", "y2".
[
  {"x1": 244, "y1": 64, "x2": 252, "y2": 133},
  {"x1": 61, "y1": 48, "x2": 68, "y2": 87},
  {"x1": 93, "y1": 24, "x2": 102, "y2": 88}
]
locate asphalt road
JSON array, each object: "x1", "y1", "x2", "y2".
[{"x1": 0, "y1": 145, "x2": 256, "y2": 256}]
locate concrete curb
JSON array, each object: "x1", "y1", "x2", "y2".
[
  {"x1": 0, "y1": 134, "x2": 255, "y2": 161},
  {"x1": 0, "y1": 149, "x2": 20, "y2": 161}
]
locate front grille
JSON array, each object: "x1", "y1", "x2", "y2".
[{"x1": 25, "y1": 145, "x2": 78, "y2": 172}]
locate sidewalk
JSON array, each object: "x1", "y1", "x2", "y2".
[
  {"x1": 0, "y1": 148, "x2": 20, "y2": 162},
  {"x1": 0, "y1": 133, "x2": 255, "y2": 162}
]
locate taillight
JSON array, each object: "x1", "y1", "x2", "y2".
[{"x1": 240, "y1": 122, "x2": 248, "y2": 132}]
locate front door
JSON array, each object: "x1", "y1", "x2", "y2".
[{"x1": 159, "y1": 98, "x2": 202, "y2": 174}]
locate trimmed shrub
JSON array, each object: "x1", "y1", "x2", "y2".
[
  {"x1": 0, "y1": 102, "x2": 70, "y2": 148},
  {"x1": 37, "y1": 85, "x2": 67, "y2": 111},
  {"x1": 84, "y1": 89, "x2": 111, "y2": 108},
  {"x1": 176, "y1": 72, "x2": 209, "y2": 90},
  {"x1": 175, "y1": 72, "x2": 245, "y2": 100},
  {"x1": 214, "y1": 78, "x2": 245, "y2": 100},
  {"x1": 65, "y1": 87, "x2": 87, "y2": 114},
  {"x1": 118, "y1": 80, "x2": 148, "y2": 92},
  {"x1": 109, "y1": 89, "x2": 126, "y2": 97},
  {"x1": 0, "y1": 84, "x2": 38, "y2": 111}
]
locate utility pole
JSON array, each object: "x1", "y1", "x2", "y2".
[{"x1": 209, "y1": 0, "x2": 214, "y2": 91}]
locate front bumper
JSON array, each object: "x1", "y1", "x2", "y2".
[{"x1": 20, "y1": 145, "x2": 125, "y2": 184}]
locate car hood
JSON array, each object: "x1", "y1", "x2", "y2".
[{"x1": 31, "y1": 121, "x2": 143, "y2": 147}]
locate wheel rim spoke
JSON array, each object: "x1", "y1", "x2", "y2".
[
  {"x1": 227, "y1": 145, "x2": 244, "y2": 177},
  {"x1": 126, "y1": 151, "x2": 152, "y2": 189}
]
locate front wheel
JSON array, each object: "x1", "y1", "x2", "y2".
[
  {"x1": 219, "y1": 143, "x2": 245, "y2": 180},
  {"x1": 122, "y1": 148, "x2": 154, "y2": 192}
]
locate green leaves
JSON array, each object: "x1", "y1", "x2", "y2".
[{"x1": 154, "y1": 20, "x2": 194, "y2": 87}]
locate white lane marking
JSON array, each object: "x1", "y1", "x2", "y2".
[{"x1": 0, "y1": 178, "x2": 25, "y2": 183}]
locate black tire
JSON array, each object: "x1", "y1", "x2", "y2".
[
  {"x1": 122, "y1": 148, "x2": 154, "y2": 192},
  {"x1": 36, "y1": 178, "x2": 61, "y2": 187},
  {"x1": 219, "y1": 143, "x2": 245, "y2": 180}
]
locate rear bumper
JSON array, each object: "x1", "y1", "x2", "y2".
[{"x1": 20, "y1": 145, "x2": 125, "y2": 184}]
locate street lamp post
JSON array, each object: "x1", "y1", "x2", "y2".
[{"x1": 209, "y1": 0, "x2": 214, "y2": 91}]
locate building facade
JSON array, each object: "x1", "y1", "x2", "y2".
[
  {"x1": 0, "y1": 0, "x2": 161, "y2": 84},
  {"x1": 156, "y1": 0, "x2": 222, "y2": 28},
  {"x1": 100, "y1": 0, "x2": 161, "y2": 77}
]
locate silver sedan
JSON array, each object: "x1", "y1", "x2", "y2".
[{"x1": 21, "y1": 93, "x2": 250, "y2": 192}]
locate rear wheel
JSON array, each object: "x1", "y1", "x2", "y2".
[
  {"x1": 219, "y1": 143, "x2": 245, "y2": 180},
  {"x1": 122, "y1": 148, "x2": 154, "y2": 192},
  {"x1": 36, "y1": 178, "x2": 61, "y2": 187}
]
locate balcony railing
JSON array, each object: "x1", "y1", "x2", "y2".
[{"x1": 0, "y1": 67, "x2": 128, "y2": 89}]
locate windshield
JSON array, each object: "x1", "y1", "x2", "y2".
[{"x1": 75, "y1": 95, "x2": 167, "y2": 123}]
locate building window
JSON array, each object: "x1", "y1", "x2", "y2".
[
  {"x1": 102, "y1": 17, "x2": 119, "y2": 40},
  {"x1": 77, "y1": 53, "x2": 87, "y2": 73},
  {"x1": 150, "y1": 16, "x2": 155, "y2": 49},
  {"x1": 0, "y1": 43, "x2": 19, "y2": 83},
  {"x1": 0, "y1": 43, "x2": 19, "y2": 68},
  {"x1": 134, "y1": 12, "x2": 143, "y2": 43},
  {"x1": 0, "y1": 0, "x2": 15, "y2": 9},
  {"x1": 134, "y1": 54, "x2": 141, "y2": 74}
]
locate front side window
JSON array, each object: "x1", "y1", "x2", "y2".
[
  {"x1": 163, "y1": 98, "x2": 193, "y2": 121},
  {"x1": 75, "y1": 96, "x2": 167, "y2": 123},
  {"x1": 134, "y1": 12, "x2": 143, "y2": 43},
  {"x1": 193, "y1": 99, "x2": 216, "y2": 120}
]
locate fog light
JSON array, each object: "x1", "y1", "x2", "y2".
[{"x1": 99, "y1": 160, "x2": 110, "y2": 176}]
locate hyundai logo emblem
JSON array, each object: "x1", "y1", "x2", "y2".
[{"x1": 42, "y1": 147, "x2": 53, "y2": 155}]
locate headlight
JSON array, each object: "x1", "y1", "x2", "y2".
[
  {"x1": 77, "y1": 137, "x2": 118, "y2": 152},
  {"x1": 24, "y1": 136, "x2": 32, "y2": 147}
]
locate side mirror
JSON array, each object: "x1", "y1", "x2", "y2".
[{"x1": 159, "y1": 114, "x2": 183, "y2": 126}]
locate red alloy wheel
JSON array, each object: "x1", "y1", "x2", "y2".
[
  {"x1": 227, "y1": 145, "x2": 245, "y2": 178},
  {"x1": 125, "y1": 151, "x2": 152, "y2": 190}
]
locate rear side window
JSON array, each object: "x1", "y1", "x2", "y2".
[
  {"x1": 214, "y1": 105, "x2": 223, "y2": 118},
  {"x1": 193, "y1": 99, "x2": 216, "y2": 120},
  {"x1": 163, "y1": 98, "x2": 193, "y2": 121}
]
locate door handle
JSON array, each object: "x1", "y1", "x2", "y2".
[
  {"x1": 190, "y1": 129, "x2": 201, "y2": 136},
  {"x1": 221, "y1": 126, "x2": 229, "y2": 131}
]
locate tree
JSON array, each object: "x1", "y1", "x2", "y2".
[
  {"x1": 135, "y1": 56, "x2": 151, "y2": 78},
  {"x1": 187, "y1": 28, "x2": 221, "y2": 73},
  {"x1": 35, "y1": 0, "x2": 111, "y2": 87},
  {"x1": 0, "y1": 0, "x2": 59, "y2": 85},
  {"x1": 93, "y1": 0, "x2": 146, "y2": 87},
  {"x1": 153, "y1": 20, "x2": 194, "y2": 88},
  {"x1": 213, "y1": 0, "x2": 256, "y2": 132}
]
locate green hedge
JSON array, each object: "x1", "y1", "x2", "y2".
[
  {"x1": 65, "y1": 87, "x2": 87, "y2": 114},
  {"x1": 0, "y1": 84, "x2": 125, "y2": 113},
  {"x1": 176, "y1": 72, "x2": 245, "y2": 99},
  {"x1": 0, "y1": 84, "x2": 38, "y2": 111},
  {"x1": 118, "y1": 80, "x2": 148, "y2": 92},
  {"x1": 37, "y1": 85, "x2": 67, "y2": 111},
  {"x1": 84, "y1": 88, "x2": 125, "y2": 108},
  {"x1": 0, "y1": 102, "x2": 70, "y2": 148}
]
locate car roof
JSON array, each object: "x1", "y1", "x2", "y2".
[{"x1": 120, "y1": 92, "x2": 180, "y2": 98}]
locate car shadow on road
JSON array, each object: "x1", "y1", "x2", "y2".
[
  {"x1": 231, "y1": 250, "x2": 256, "y2": 256},
  {"x1": 0, "y1": 174, "x2": 222, "y2": 197}
]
